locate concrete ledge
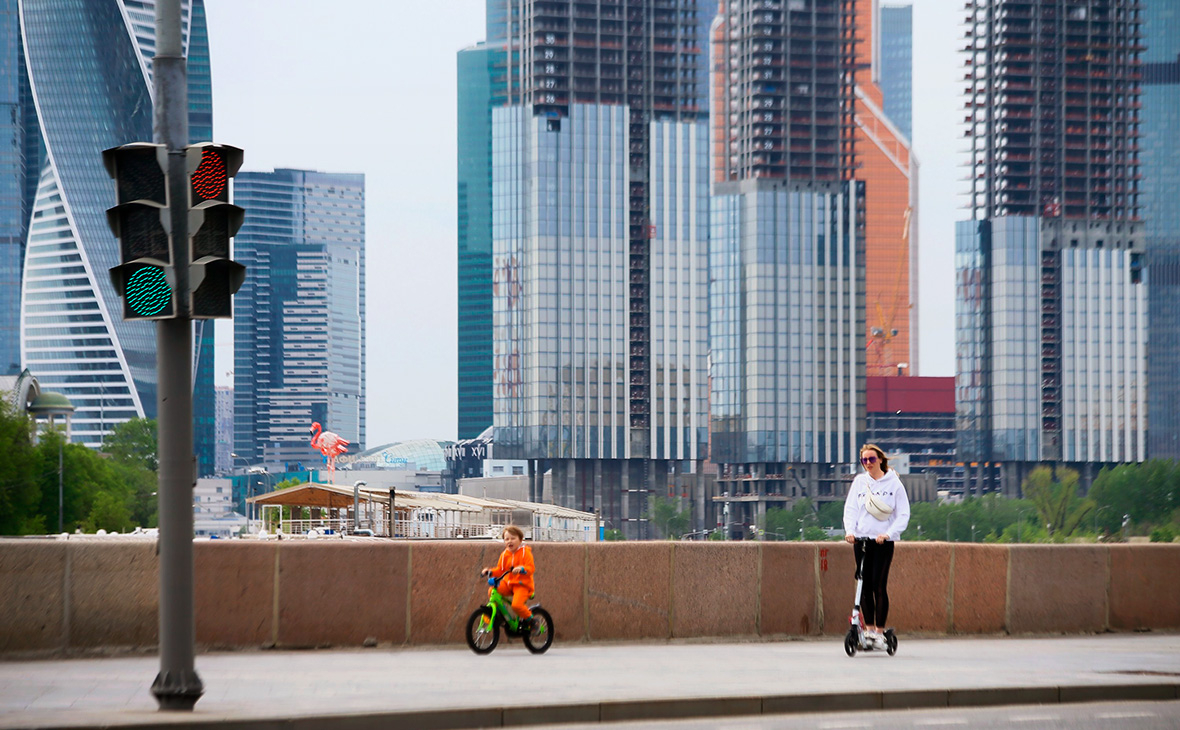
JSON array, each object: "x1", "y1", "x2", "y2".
[
  {"x1": 600, "y1": 695, "x2": 763, "y2": 722},
  {"x1": 503, "y1": 702, "x2": 599, "y2": 726},
  {"x1": 881, "y1": 689, "x2": 951, "y2": 709},
  {"x1": 1058, "y1": 683, "x2": 1180, "y2": 703},
  {"x1": 948, "y1": 686, "x2": 1059, "y2": 707},
  {"x1": 763, "y1": 691, "x2": 881, "y2": 713}
]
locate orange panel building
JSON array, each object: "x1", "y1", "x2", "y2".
[{"x1": 852, "y1": 0, "x2": 917, "y2": 377}]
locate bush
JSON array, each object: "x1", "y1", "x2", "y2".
[{"x1": 1150, "y1": 524, "x2": 1177, "y2": 543}]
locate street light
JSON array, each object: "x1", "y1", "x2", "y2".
[
  {"x1": 946, "y1": 507, "x2": 965, "y2": 542},
  {"x1": 246, "y1": 467, "x2": 274, "y2": 532},
  {"x1": 1093, "y1": 505, "x2": 1112, "y2": 537},
  {"x1": 1015, "y1": 505, "x2": 1031, "y2": 543}
]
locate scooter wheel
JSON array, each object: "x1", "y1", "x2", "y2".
[
  {"x1": 844, "y1": 629, "x2": 858, "y2": 657},
  {"x1": 885, "y1": 629, "x2": 898, "y2": 656}
]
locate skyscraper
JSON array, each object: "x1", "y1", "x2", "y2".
[
  {"x1": 232, "y1": 169, "x2": 366, "y2": 470},
  {"x1": 852, "y1": 0, "x2": 918, "y2": 377},
  {"x1": 957, "y1": 0, "x2": 1147, "y2": 494},
  {"x1": 485, "y1": 0, "x2": 713, "y2": 538},
  {"x1": 1141, "y1": 0, "x2": 1180, "y2": 460},
  {"x1": 709, "y1": 0, "x2": 866, "y2": 530},
  {"x1": 0, "y1": 0, "x2": 36, "y2": 377},
  {"x1": 459, "y1": 1, "x2": 717, "y2": 443},
  {"x1": 456, "y1": 41, "x2": 507, "y2": 440},
  {"x1": 17, "y1": 0, "x2": 216, "y2": 452},
  {"x1": 878, "y1": 4, "x2": 912, "y2": 140}
]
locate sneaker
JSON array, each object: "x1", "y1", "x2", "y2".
[{"x1": 872, "y1": 633, "x2": 888, "y2": 650}]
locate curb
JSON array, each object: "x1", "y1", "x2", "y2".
[{"x1": 11, "y1": 683, "x2": 1180, "y2": 730}]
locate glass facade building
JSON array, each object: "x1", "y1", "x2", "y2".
[
  {"x1": 956, "y1": 1, "x2": 1148, "y2": 493},
  {"x1": 708, "y1": 1, "x2": 866, "y2": 532},
  {"x1": 957, "y1": 217, "x2": 1146, "y2": 466},
  {"x1": 232, "y1": 169, "x2": 366, "y2": 471},
  {"x1": 17, "y1": 0, "x2": 216, "y2": 458},
  {"x1": 491, "y1": 104, "x2": 710, "y2": 531},
  {"x1": 878, "y1": 4, "x2": 912, "y2": 141},
  {"x1": 1141, "y1": 0, "x2": 1180, "y2": 459},
  {"x1": 466, "y1": 1, "x2": 717, "y2": 537},
  {"x1": 710, "y1": 181, "x2": 865, "y2": 467},
  {"x1": 0, "y1": 0, "x2": 33, "y2": 376},
  {"x1": 456, "y1": 43, "x2": 505, "y2": 439},
  {"x1": 460, "y1": 0, "x2": 717, "y2": 445}
]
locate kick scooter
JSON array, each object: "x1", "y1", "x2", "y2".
[{"x1": 844, "y1": 537, "x2": 898, "y2": 657}]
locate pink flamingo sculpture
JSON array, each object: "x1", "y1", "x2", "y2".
[{"x1": 310, "y1": 421, "x2": 350, "y2": 483}]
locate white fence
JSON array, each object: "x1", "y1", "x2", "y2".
[{"x1": 257, "y1": 511, "x2": 593, "y2": 542}]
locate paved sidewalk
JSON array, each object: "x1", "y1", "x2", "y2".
[{"x1": 1, "y1": 635, "x2": 1178, "y2": 729}]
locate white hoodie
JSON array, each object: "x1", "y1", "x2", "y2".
[{"x1": 843, "y1": 468, "x2": 911, "y2": 541}]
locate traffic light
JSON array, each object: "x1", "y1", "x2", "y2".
[
  {"x1": 185, "y1": 143, "x2": 246, "y2": 319},
  {"x1": 103, "y1": 143, "x2": 177, "y2": 320}
]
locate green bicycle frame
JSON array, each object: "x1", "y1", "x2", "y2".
[{"x1": 484, "y1": 585, "x2": 523, "y2": 632}]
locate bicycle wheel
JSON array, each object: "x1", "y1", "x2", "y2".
[
  {"x1": 522, "y1": 608, "x2": 554, "y2": 654},
  {"x1": 465, "y1": 606, "x2": 499, "y2": 654}
]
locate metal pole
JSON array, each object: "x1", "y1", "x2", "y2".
[{"x1": 150, "y1": 0, "x2": 202, "y2": 711}]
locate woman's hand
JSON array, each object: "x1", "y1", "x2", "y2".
[
  {"x1": 515, "y1": 566, "x2": 527, "y2": 575},
  {"x1": 844, "y1": 534, "x2": 855, "y2": 544},
  {"x1": 876, "y1": 534, "x2": 888, "y2": 544},
  {"x1": 480, "y1": 568, "x2": 490, "y2": 577}
]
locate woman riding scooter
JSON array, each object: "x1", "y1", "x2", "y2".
[{"x1": 843, "y1": 443, "x2": 910, "y2": 650}]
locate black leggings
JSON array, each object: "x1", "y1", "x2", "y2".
[{"x1": 853, "y1": 539, "x2": 895, "y2": 627}]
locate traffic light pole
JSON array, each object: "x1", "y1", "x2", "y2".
[{"x1": 149, "y1": 0, "x2": 202, "y2": 711}]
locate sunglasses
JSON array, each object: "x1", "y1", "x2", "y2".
[{"x1": 860, "y1": 455, "x2": 879, "y2": 465}]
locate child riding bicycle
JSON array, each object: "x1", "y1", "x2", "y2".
[{"x1": 480, "y1": 525, "x2": 535, "y2": 630}]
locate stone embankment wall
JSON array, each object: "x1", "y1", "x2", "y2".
[{"x1": 2, "y1": 540, "x2": 1177, "y2": 655}]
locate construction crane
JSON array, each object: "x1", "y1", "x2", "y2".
[{"x1": 867, "y1": 206, "x2": 912, "y2": 377}]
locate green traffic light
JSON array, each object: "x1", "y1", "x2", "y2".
[{"x1": 125, "y1": 266, "x2": 172, "y2": 316}]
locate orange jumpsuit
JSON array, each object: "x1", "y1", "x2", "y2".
[{"x1": 489, "y1": 544, "x2": 535, "y2": 620}]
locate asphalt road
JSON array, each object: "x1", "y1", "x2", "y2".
[
  {"x1": 0, "y1": 635, "x2": 1177, "y2": 729},
  {"x1": 527, "y1": 700, "x2": 1180, "y2": 730}
]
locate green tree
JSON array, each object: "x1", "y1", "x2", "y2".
[
  {"x1": 102, "y1": 418, "x2": 158, "y2": 471},
  {"x1": 1090, "y1": 460, "x2": 1180, "y2": 535},
  {"x1": 81, "y1": 490, "x2": 133, "y2": 534},
  {"x1": 649, "y1": 495, "x2": 690, "y2": 539},
  {"x1": 764, "y1": 499, "x2": 821, "y2": 540},
  {"x1": 1022, "y1": 466, "x2": 1092, "y2": 538},
  {"x1": 0, "y1": 400, "x2": 39, "y2": 535}
]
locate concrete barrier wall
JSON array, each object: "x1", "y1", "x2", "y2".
[{"x1": 2, "y1": 540, "x2": 1178, "y2": 656}]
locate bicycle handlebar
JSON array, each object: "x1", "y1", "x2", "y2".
[{"x1": 483, "y1": 568, "x2": 528, "y2": 586}]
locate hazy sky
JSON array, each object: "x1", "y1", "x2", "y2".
[{"x1": 204, "y1": 0, "x2": 964, "y2": 447}]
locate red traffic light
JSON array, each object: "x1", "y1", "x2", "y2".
[
  {"x1": 186, "y1": 143, "x2": 242, "y2": 206},
  {"x1": 192, "y1": 149, "x2": 228, "y2": 201}
]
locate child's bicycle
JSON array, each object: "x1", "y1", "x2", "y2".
[{"x1": 465, "y1": 569, "x2": 554, "y2": 655}]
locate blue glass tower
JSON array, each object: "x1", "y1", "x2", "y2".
[
  {"x1": 1142, "y1": 0, "x2": 1180, "y2": 460},
  {"x1": 0, "y1": 0, "x2": 31, "y2": 375},
  {"x1": 18, "y1": 0, "x2": 216, "y2": 450},
  {"x1": 878, "y1": 4, "x2": 912, "y2": 141},
  {"x1": 232, "y1": 169, "x2": 366, "y2": 470},
  {"x1": 456, "y1": 42, "x2": 505, "y2": 440}
]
